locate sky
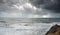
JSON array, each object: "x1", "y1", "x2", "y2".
[{"x1": 0, "y1": 0, "x2": 60, "y2": 18}]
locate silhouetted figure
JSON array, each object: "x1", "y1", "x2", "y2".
[{"x1": 46, "y1": 24, "x2": 60, "y2": 35}]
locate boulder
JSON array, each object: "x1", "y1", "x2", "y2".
[{"x1": 46, "y1": 24, "x2": 60, "y2": 35}]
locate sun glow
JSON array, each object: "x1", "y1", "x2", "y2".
[{"x1": 42, "y1": 15, "x2": 49, "y2": 18}]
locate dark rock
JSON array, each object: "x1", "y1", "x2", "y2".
[{"x1": 46, "y1": 24, "x2": 60, "y2": 35}]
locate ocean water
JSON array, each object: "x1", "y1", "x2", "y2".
[{"x1": 0, "y1": 18, "x2": 60, "y2": 35}]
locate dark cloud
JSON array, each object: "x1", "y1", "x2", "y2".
[
  {"x1": 29, "y1": 0, "x2": 44, "y2": 7},
  {"x1": 29, "y1": 0, "x2": 60, "y2": 13},
  {"x1": 0, "y1": 0, "x2": 60, "y2": 18},
  {"x1": 0, "y1": 0, "x2": 4, "y2": 3}
]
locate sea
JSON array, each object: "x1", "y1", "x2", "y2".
[{"x1": 0, "y1": 18, "x2": 60, "y2": 35}]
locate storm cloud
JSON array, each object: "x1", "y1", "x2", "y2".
[
  {"x1": 29, "y1": 0, "x2": 60, "y2": 13},
  {"x1": 0, "y1": 0, "x2": 60, "y2": 18}
]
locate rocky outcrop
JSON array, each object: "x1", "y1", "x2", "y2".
[{"x1": 46, "y1": 24, "x2": 60, "y2": 35}]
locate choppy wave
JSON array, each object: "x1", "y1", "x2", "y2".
[
  {"x1": 0, "y1": 18, "x2": 60, "y2": 35},
  {"x1": 0, "y1": 22, "x2": 60, "y2": 35}
]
